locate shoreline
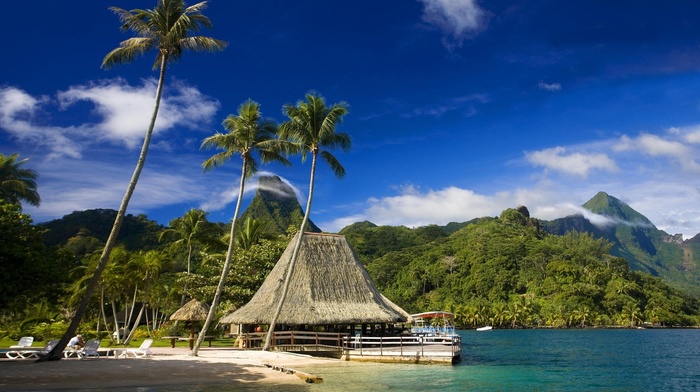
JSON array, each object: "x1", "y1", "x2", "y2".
[{"x1": 0, "y1": 347, "x2": 337, "y2": 391}]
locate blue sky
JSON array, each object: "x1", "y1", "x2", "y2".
[{"x1": 3, "y1": 0, "x2": 700, "y2": 238}]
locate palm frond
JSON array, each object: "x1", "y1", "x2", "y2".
[
  {"x1": 104, "y1": 0, "x2": 226, "y2": 69},
  {"x1": 102, "y1": 38, "x2": 154, "y2": 69},
  {"x1": 320, "y1": 151, "x2": 347, "y2": 178}
]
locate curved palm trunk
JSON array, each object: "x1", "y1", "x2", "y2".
[
  {"x1": 263, "y1": 153, "x2": 317, "y2": 351},
  {"x1": 42, "y1": 56, "x2": 168, "y2": 361},
  {"x1": 180, "y1": 243, "x2": 194, "y2": 306},
  {"x1": 191, "y1": 159, "x2": 248, "y2": 356}
]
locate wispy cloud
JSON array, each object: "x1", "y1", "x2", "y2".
[
  {"x1": 23, "y1": 155, "x2": 210, "y2": 222},
  {"x1": 538, "y1": 81, "x2": 562, "y2": 91},
  {"x1": 322, "y1": 126, "x2": 700, "y2": 239},
  {"x1": 525, "y1": 146, "x2": 618, "y2": 177},
  {"x1": 0, "y1": 79, "x2": 220, "y2": 158},
  {"x1": 418, "y1": 0, "x2": 489, "y2": 49},
  {"x1": 404, "y1": 94, "x2": 489, "y2": 118},
  {"x1": 615, "y1": 132, "x2": 700, "y2": 172},
  {"x1": 199, "y1": 171, "x2": 304, "y2": 213}
]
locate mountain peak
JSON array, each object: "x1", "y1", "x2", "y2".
[
  {"x1": 239, "y1": 176, "x2": 321, "y2": 234},
  {"x1": 582, "y1": 191, "x2": 653, "y2": 226}
]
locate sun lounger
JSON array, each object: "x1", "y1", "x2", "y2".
[
  {"x1": 6, "y1": 339, "x2": 58, "y2": 359},
  {"x1": 9, "y1": 336, "x2": 34, "y2": 348},
  {"x1": 63, "y1": 339, "x2": 101, "y2": 359},
  {"x1": 118, "y1": 338, "x2": 153, "y2": 358}
]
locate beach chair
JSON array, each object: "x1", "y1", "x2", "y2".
[
  {"x1": 64, "y1": 339, "x2": 101, "y2": 359},
  {"x1": 6, "y1": 339, "x2": 59, "y2": 359},
  {"x1": 119, "y1": 338, "x2": 153, "y2": 358},
  {"x1": 9, "y1": 336, "x2": 34, "y2": 348}
]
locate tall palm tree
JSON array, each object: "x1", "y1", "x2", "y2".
[
  {"x1": 0, "y1": 153, "x2": 40, "y2": 207},
  {"x1": 263, "y1": 92, "x2": 350, "y2": 350},
  {"x1": 192, "y1": 99, "x2": 291, "y2": 356},
  {"x1": 43, "y1": 0, "x2": 226, "y2": 361},
  {"x1": 160, "y1": 208, "x2": 221, "y2": 304}
]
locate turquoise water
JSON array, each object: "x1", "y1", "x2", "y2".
[
  {"x1": 296, "y1": 329, "x2": 700, "y2": 391},
  {"x1": 94, "y1": 329, "x2": 700, "y2": 391}
]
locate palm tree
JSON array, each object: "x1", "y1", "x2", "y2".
[
  {"x1": 263, "y1": 92, "x2": 350, "y2": 350},
  {"x1": 0, "y1": 153, "x2": 40, "y2": 207},
  {"x1": 192, "y1": 99, "x2": 291, "y2": 356},
  {"x1": 236, "y1": 217, "x2": 273, "y2": 251},
  {"x1": 43, "y1": 0, "x2": 226, "y2": 361},
  {"x1": 160, "y1": 208, "x2": 220, "y2": 304},
  {"x1": 122, "y1": 250, "x2": 169, "y2": 344}
]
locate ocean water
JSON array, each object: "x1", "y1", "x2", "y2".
[
  {"x1": 101, "y1": 329, "x2": 700, "y2": 391},
  {"x1": 295, "y1": 329, "x2": 700, "y2": 391}
]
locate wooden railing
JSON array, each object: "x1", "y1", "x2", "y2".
[
  {"x1": 237, "y1": 332, "x2": 461, "y2": 359},
  {"x1": 341, "y1": 335, "x2": 461, "y2": 358},
  {"x1": 239, "y1": 331, "x2": 349, "y2": 349}
]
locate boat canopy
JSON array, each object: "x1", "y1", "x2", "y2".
[{"x1": 410, "y1": 311, "x2": 454, "y2": 319}]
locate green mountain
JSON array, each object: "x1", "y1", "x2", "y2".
[
  {"x1": 544, "y1": 192, "x2": 699, "y2": 296},
  {"x1": 342, "y1": 206, "x2": 699, "y2": 326},
  {"x1": 39, "y1": 209, "x2": 164, "y2": 257},
  {"x1": 239, "y1": 175, "x2": 321, "y2": 234}
]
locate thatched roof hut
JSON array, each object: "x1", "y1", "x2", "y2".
[
  {"x1": 170, "y1": 299, "x2": 209, "y2": 322},
  {"x1": 221, "y1": 233, "x2": 408, "y2": 326}
]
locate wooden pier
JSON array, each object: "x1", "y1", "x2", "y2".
[{"x1": 237, "y1": 332, "x2": 461, "y2": 364}]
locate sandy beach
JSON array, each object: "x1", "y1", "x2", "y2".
[{"x1": 0, "y1": 347, "x2": 338, "y2": 391}]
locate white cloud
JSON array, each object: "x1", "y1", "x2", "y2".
[
  {"x1": 23, "y1": 154, "x2": 211, "y2": 222},
  {"x1": 418, "y1": 0, "x2": 489, "y2": 48},
  {"x1": 332, "y1": 185, "x2": 508, "y2": 229},
  {"x1": 406, "y1": 94, "x2": 488, "y2": 118},
  {"x1": 0, "y1": 79, "x2": 220, "y2": 157},
  {"x1": 538, "y1": 81, "x2": 562, "y2": 91},
  {"x1": 614, "y1": 132, "x2": 700, "y2": 172},
  {"x1": 199, "y1": 172, "x2": 305, "y2": 213},
  {"x1": 685, "y1": 128, "x2": 700, "y2": 144},
  {"x1": 525, "y1": 146, "x2": 618, "y2": 177}
]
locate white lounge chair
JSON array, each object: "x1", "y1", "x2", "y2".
[
  {"x1": 9, "y1": 336, "x2": 34, "y2": 349},
  {"x1": 6, "y1": 339, "x2": 58, "y2": 359},
  {"x1": 64, "y1": 339, "x2": 101, "y2": 359},
  {"x1": 118, "y1": 338, "x2": 153, "y2": 358}
]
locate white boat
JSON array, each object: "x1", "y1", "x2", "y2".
[
  {"x1": 476, "y1": 326, "x2": 493, "y2": 332},
  {"x1": 409, "y1": 311, "x2": 458, "y2": 337}
]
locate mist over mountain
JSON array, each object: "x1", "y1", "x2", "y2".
[
  {"x1": 239, "y1": 176, "x2": 321, "y2": 234},
  {"x1": 543, "y1": 191, "x2": 699, "y2": 296}
]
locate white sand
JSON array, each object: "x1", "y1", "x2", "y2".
[{"x1": 0, "y1": 347, "x2": 338, "y2": 391}]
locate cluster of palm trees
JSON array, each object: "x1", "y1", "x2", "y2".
[
  {"x1": 24, "y1": 0, "x2": 351, "y2": 360},
  {"x1": 451, "y1": 297, "x2": 648, "y2": 329}
]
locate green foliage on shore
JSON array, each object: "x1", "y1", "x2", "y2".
[
  {"x1": 0, "y1": 203, "x2": 288, "y2": 341},
  {"x1": 350, "y1": 207, "x2": 700, "y2": 328}
]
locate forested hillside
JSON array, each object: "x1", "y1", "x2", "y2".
[
  {"x1": 347, "y1": 206, "x2": 699, "y2": 328},
  {"x1": 544, "y1": 192, "x2": 700, "y2": 297}
]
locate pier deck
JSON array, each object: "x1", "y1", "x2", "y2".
[{"x1": 237, "y1": 332, "x2": 461, "y2": 365}]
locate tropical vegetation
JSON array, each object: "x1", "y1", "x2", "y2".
[
  {"x1": 45, "y1": 0, "x2": 228, "y2": 361},
  {"x1": 263, "y1": 92, "x2": 351, "y2": 350},
  {"x1": 343, "y1": 206, "x2": 700, "y2": 328},
  {"x1": 2, "y1": 1, "x2": 699, "y2": 364},
  {"x1": 192, "y1": 99, "x2": 290, "y2": 355}
]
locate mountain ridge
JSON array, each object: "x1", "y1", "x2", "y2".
[{"x1": 543, "y1": 191, "x2": 699, "y2": 296}]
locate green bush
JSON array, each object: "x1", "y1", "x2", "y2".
[
  {"x1": 31, "y1": 321, "x2": 68, "y2": 341},
  {"x1": 132, "y1": 326, "x2": 150, "y2": 339}
]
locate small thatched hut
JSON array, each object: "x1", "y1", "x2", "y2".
[
  {"x1": 221, "y1": 233, "x2": 408, "y2": 336},
  {"x1": 170, "y1": 299, "x2": 210, "y2": 349}
]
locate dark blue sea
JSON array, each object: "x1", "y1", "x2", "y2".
[
  {"x1": 102, "y1": 329, "x2": 700, "y2": 391},
  {"x1": 295, "y1": 329, "x2": 700, "y2": 391}
]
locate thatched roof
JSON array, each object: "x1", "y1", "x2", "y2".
[
  {"x1": 220, "y1": 233, "x2": 408, "y2": 325},
  {"x1": 170, "y1": 299, "x2": 210, "y2": 321}
]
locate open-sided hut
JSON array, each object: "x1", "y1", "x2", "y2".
[
  {"x1": 170, "y1": 299, "x2": 209, "y2": 349},
  {"x1": 221, "y1": 233, "x2": 408, "y2": 338}
]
